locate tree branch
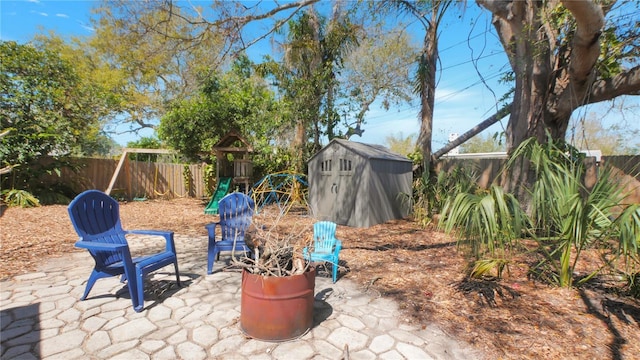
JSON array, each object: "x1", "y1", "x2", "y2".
[
  {"x1": 561, "y1": 0, "x2": 604, "y2": 79},
  {"x1": 476, "y1": 0, "x2": 512, "y2": 18},
  {"x1": 0, "y1": 130, "x2": 14, "y2": 174},
  {"x1": 589, "y1": 65, "x2": 640, "y2": 103},
  {"x1": 476, "y1": 0, "x2": 517, "y2": 66},
  {"x1": 433, "y1": 104, "x2": 511, "y2": 160},
  {"x1": 233, "y1": 0, "x2": 319, "y2": 25}
]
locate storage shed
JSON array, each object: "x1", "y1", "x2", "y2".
[{"x1": 308, "y1": 139, "x2": 413, "y2": 228}]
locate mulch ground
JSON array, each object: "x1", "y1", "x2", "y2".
[{"x1": 1, "y1": 197, "x2": 639, "y2": 359}]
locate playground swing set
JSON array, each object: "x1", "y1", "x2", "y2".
[
  {"x1": 203, "y1": 131, "x2": 309, "y2": 215},
  {"x1": 205, "y1": 171, "x2": 309, "y2": 216},
  {"x1": 204, "y1": 131, "x2": 254, "y2": 214},
  {"x1": 102, "y1": 132, "x2": 309, "y2": 214},
  {"x1": 106, "y1": 148, "x2": 185, "y2": 201}
]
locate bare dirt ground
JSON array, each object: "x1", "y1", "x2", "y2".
[{"x1": 1, "y1": 197, "x2": 639, "y2": 359}]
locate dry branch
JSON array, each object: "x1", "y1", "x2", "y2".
[{"x1": 232, "y1": 212, "x2": 313, "y2": 277}]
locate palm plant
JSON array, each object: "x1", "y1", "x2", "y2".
[
  {"x1": 616, "y1": 204, "x2": 640, "y2": 264},
  {"x1": 437, "y1": 132, "x2": 639, "y2": 287},
  {"x1": 610, "y1": 199, "x2": 640, "y2": 297},
  {"x1": 439, "y1": 184, "x2": 526, "y2": 277},
  {"x1": 507, "y1": 134, "x2": 640, "y2": 287},
  {"x1": 275, "y1": 6, "x2": 359, "y2": 171},
  {"x1": 409, "y1": 164, "x2": 477, "y2": 227},
  {"x1": 1, "y1": 188, "x2": 40, "y2": 208}
]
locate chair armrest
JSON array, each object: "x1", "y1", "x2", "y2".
[
  {"x1": 205, "y1": 222, "x2": 221, "y2": 240},
  {"x1": 335, "y1": 240, "x2": 342, "y2": 253},
  {"x1": 125, "y1": 230, "x2": 177, "y2": 253},
  {"x1": 126, "y1": 229, "x2": 173, "y2": 237},
  {"x1": 75, "y1": 241, "x2": 128, "y2": 252}
]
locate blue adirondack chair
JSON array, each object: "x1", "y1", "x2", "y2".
[
  {"x1": 205, "y1": 192, "x2": 255, "y2": 274},
  {"x1": 303, "y1": 221, "x2": 342, "y2": 283},
  {"x1": 68, "y1": 190, "x2": 180, "y2": 312}
]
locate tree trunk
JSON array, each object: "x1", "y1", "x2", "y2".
[
  {"x1": 293, "y1": 121, "x2": 307, "y2": 173},
  {"x1": 475, "y1": 0, "x2": 632, "y2": 200},
  {"x1": 416, "y1": 12, "x2": 438, "y2": 173}
]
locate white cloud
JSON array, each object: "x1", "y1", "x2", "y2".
[
  {"x1": 27, "y1": 0, "x2": 40, "y2": 3},
  {"x1": 30, "y1": 10, "x2": 48, "y2": 17},
  {"x1": 80, "y1": 24, "x2": 95, "y2": 32},
  {"x1": 55, "y1": 13, "x2": 69, "y2": 18}
]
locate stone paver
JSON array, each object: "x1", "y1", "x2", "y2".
[{"x1": 0, "y1": 234, "x2": 484, "y2": 359}]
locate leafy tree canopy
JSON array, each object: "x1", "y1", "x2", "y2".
[
  {"x1": 0, "y1": 41, "x2": 105, "y2": 167},
  {"x1": 460, "y1": 132, "x2": 506, "y2": 154},
  {"x1": 89, "y1": 0, "x2": 228, "y2": 134},
  {"x1": 0, "y1": 40, "x2": 111, "y2": 200},
  {"x1": 385, "y1": 132, "x2": 417, "y2": 156},
  {"x1": 569, "y1": 112, "x2": 640, "y2": 155},
  {"x1": 158, "y1": 55, "x2": 282, "y2": 162}
]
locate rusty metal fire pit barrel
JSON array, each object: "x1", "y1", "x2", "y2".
[{"x1": 240, "y1": 268, "x2": 316, "y2": 342}]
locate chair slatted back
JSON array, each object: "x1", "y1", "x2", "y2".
[
  {"x1": 68, "y1": 190, "x2": 127, "y2": 268},
  {"x1": 313, "y1": 221, "x2": 337, "y2": 254},
  {"x1": 218, "y1": 192, "x2": 254, "y2": 241}
]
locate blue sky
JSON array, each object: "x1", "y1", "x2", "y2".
[{"x1": 2, "y1": 0, "x2": 638, "y2": 151}]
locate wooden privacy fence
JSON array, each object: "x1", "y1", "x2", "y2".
[
  {"x1": 437, "y1": 154, "x2": 640, "y2": 191},
  {"x1": 41, "y1": 154, "x2": 640, "y2": 202},
  {"x1": 58, "y1": 157, "x2": 209, "y2": 200}
]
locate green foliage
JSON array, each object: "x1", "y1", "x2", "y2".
[
  {"x1": 2, "y1": 156, "x2": 81, "y2": 205},
  {"x1": 411, "y1": 165, "x2": 477, "y2": 227},
  {"x1": 385, "y1": 132, "x2": 417, "y2": 156},
  {"x1": 541, "y1": 2, "x2": 633, "y2": 80},
  {"x1": 32, "y1": 34, "x2": 122, "y2": 157},
  {"x1": 182, "y1": 165, "x2": 192, "y2": 196},
  {"x1": 90, "y1": 1, "x2": 225, "y2": 132},
  {"x1": 203, "y1": 164, "x2": 216, "y2": 197},
  {"x1": 507, "y1": 134, "x2": 639, "y2": 287},
  {"x1": 441, "y1": 133, "x2": 639, "y2": 285},
  {"x1": 569, "y1": 113, "x2": 639, "y2": 155},
  {"x1": 1, "y1": 189, "x2": 40, "y2": 208},
  {"x1": 460, "y1": 132, "x2": 506, "y2": 154},
  {"x1": 469, "y1": 258, "x2": 511, "y2": 279},
  {"x1": 1, "y1": 41, "x2": 84, "y2": 165},
  {"x1": 126, "y1": 137, "x2": 163, "y2": 162},
  {"x1": 127, "y1": 137, "x2": 163, "y2": 150},
  {"x1": 627, "y1": 272, "x2": 640, "y2": 298},
  {"x1": 613, "y1": 203, "x2": 640, "y2": 286},
  {"x1": 252, "y1": 147, "x2": 296, "y2": 182},
  {"x1": 440, "y1": 185, "x2": 526, "y2": 261},
  {"x1": 78, "y1": 133, "x2": 120, "y2": 158},
  {"x1": 158, "y1": 56, "x2": 280, "y2": 162},
  {"x1": 1, "y1": 41, "x2": 106, "y2": 201},
  {"x1": 258, "y1": 8, "x2": 361, "y2": 169},
  {"x1": 341, "y1": 25, "x2": 416, "y2": 127}
]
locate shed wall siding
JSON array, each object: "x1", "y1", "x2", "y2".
[
  {"x1": 367, "y1": 159, "x2": 412, "y2": 226},
  {"x1": 308, "y1": 139, "x2": 413, "y2": 228}
]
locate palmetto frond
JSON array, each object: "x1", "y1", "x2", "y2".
[{"x1": 440, "y1": 184, "x2": 524, "y2": 260}]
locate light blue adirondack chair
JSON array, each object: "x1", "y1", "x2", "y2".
[
  {"x1": 304, "y1": 221, "x2": 342, "y2": 283},
  {"x1": 205, "y1": 192, "x2": 255, "y2": 274},
  {"x1": 68, "y1": 190, "x2": 180, "y2": 312}
]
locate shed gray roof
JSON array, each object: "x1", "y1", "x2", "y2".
[{"x1": 310, "y1": 138, "x2": 412, "y2": 163}]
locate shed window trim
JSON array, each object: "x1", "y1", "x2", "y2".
[
  {"x1": 320, "y1": 159, "x2": 332, "y2": 174},
  {"x1": 339, "y1": 158, "x2": 353, "y2": 173}
]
